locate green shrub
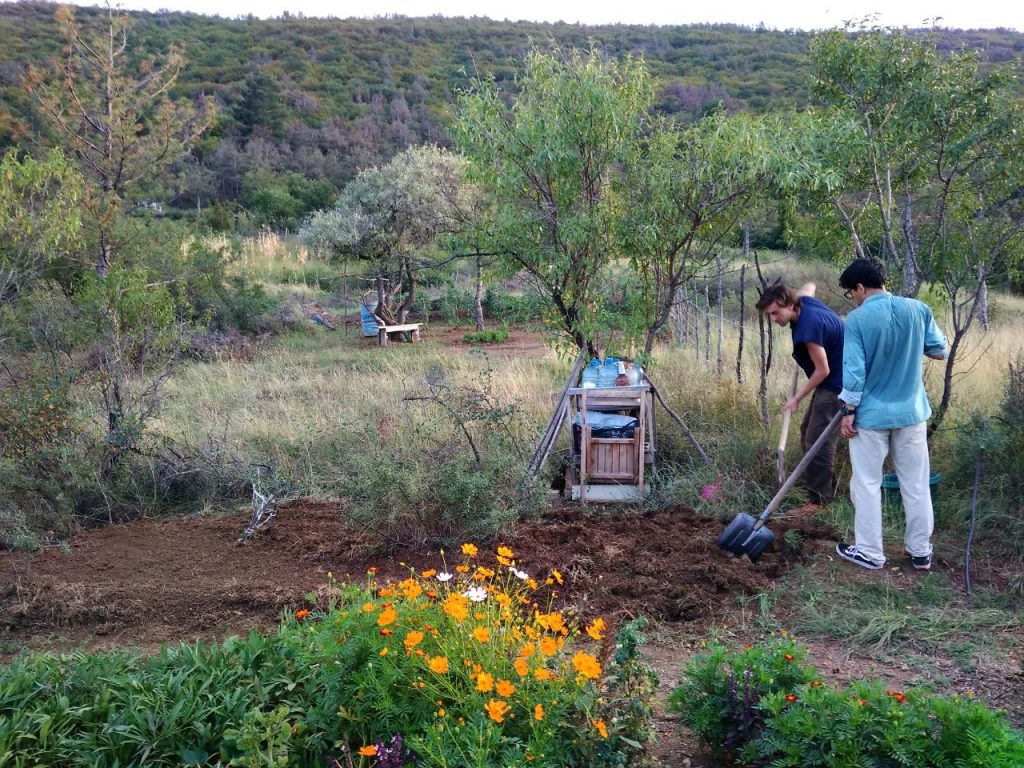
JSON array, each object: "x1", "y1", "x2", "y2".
[
  {"x1": 462, "y1": 327, "x2": 509, "y2": 344},
  {"x1": 669, "y1": 636, "x2": 818, "y2": 761},
  {"x1": 337, "y1": 365, "x2": 548, "y2": 546},
  {"x1": 482, "y1": 287, "x2": 545, "y2": 324},
  {"x1": 0, "y1": 547, "x2": 659, "y2": 767},
  {"x1": 671, "y1": 637, "x2": 1024, "y2": 767}
]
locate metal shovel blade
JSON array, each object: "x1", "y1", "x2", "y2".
[
  {"x1": 717, "y1": 513, "x2": 775, "y2": 562},
  {"x1": 717, "y1": 513, "x2": 756, "y2": 555}
]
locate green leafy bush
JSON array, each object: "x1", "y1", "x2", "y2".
[
  {"x1": 0, "y1": 547, "x2": 659, "y2": 767},
  {"x1": 337, "y1": 365, "x2": 547, "y2": 546},
  {"x1": 671, "y1": 637, "x2": 1024, "y2": 767},
  {"x1": 462, "y1": 327, "x2": 509, "y2": 344}
]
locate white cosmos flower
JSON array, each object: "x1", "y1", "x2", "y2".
[
  {"x1": 462, "y1": 586, "x2": 488, "y2": 602},
  {"x1": 436, "y1": 572, "x2": 453, "y2": 582},
  {"x1": 510, "y1": 566, "x2": 530, "y2": 580}
]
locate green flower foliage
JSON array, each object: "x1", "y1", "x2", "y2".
[
  {"x1": 671, "y1": 637, "x2": 1024, "y2": 766},
  {"x1": 0, "y1": 551, "x2": 659, "y2": 767}
]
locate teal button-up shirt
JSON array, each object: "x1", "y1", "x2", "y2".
[{"x1": 839, "y1": 292, "x2": 948, "y2": 430}]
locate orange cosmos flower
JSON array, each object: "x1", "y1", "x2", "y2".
[
  {"x1": 404, "y1": 630, "x2": 424, "y2": 651},
  {"x1": 367, "y1": 567, "x2": 378, "y2": 575},
  {"x1": 428, "y1": 656, "x2": 449, "y2": 674},
  {"x1": 534, "y1": 667, "x2": 554, "y2": 681},
  {"x1": 421, "y1": 569, "x2": 437, "y2": 578},
  {"x1": 359, "y1": 745, "x2": 377, "y2": 756},
  {"x1": 473, "y1": 626, "x2": 490, "y2": 643},
  {"x1": 442, "y1": 594, "x2": 469, "y2": 622},
  {"x1": 361, "y1": 602, "x2": 376, "y2": 613},
  {"x1": 379, "y1": 629, "x2": 393, "y2": 636},
  {"x1": 784, "y1": 653, "x2": 794, "y2": 661},
  {"x1": 586, "y1": 618, "x2": 606, "y2": 641},
  {"x1": 539, "y1": 637, "x2": 558, "y2": 656},
  {"x1": 379, "y1": 648, "x2": 388, "y2": 656},
  {"x1": 399, "y1": 578, "x2": 423, "y2": 599},
  {"x1": 520, "y1": 642, "x2": 536, "y2": 658},
  {"x1": 572, "y1": 652, "x2": 602, "y2": 680},
  {"x1": 461, "y1": 543, "x2": 478, "y2": 557},
  {"x1": 551, "y1": 568, "x2": 564, "y2": 585},
  {"x1": 455, "y1": 564, "x2": 470, "y2": 573},
  {"x1": 496, "y1": 679, "x2": 516, "y2": 697},
  {"x1": 533, "y1": 703, "x2": 545, "y2": 721},
  {"x1": 485, "y1": 699, "x2": 510, "y2": 723},
  {"x1": 476, "y1": 671, "x2": 494, "y2": 692},
  {"x1": 294, "y1": 609, "x2": 311, "y2": 621},
  {"x1": 497, "y1": 545, "x2": 514, "y2": 559},
  {"x1": 377, "y1": 606, "x2": 397, "y2": 627},
  {"x1": 810, "y1": 680, "x2": 823, "y2": 687},
  {"x1": 593, "y1": 719, "x2": 609, "y2": 738},
  {"x1": 785, "y1": 694, "x2": 798, "y2": 702},
  {"x1": 514, "y1": 657, "x2": 529, "y2": 676}
]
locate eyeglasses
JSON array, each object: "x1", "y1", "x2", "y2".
[{"x1": 843, "y1": 289, "x2": 854, "y2": 300}]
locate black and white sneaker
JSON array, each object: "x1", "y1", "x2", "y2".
[
  {"x1": 905, "y1": 550, "x2": 932, "y2": 571},
  {"x1": 835, "y1": 542, "x2": 884, "y2": 570}
]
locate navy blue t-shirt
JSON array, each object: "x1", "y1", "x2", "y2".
[{"x1": 791, "y1": 296, "x2": 844, "y2": 393}]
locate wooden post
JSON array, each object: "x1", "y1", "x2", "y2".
[
  {"x1": 737, "y1": 263, "x2": 746, "y2": 385},
  {"x1": 716, "y1": 255, "x2": 724, "y2": 376}
]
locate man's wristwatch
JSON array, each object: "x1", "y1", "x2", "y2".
[{"x1": 838, "y1": 405, "x2": 857, "y2": 417}]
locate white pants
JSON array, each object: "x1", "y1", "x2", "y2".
[{"x1": 848, "y1": 421, "x2": 934, "y2": 565}]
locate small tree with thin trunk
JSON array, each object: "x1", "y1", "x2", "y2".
[
  {"x1": 454, "y1": 47, "x2": 651, "y2": 353},
  {"x1": 785, "y1": 26, "x2": 1024, "y2": 431},
  {"x1": 24, "y1": 3, "x2": 213, "y2": 278}
]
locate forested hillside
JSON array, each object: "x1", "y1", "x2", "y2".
[{"x1": 2, "y1": 1, "x2": 1022, "y2": 228}]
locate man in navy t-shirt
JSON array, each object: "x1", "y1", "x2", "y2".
[{"x1": 757, "y1": 282, "x2": 845, "y2": 506}]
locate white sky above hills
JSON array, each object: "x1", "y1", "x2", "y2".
[{"x1": 62, "y1": 0, "x2": 1024, "y2": 31}]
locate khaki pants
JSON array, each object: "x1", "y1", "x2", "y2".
[
  {"x1": 848, "y1": 421, "x2": 934, "y2": 565},
  {"x1": 800, "y1": 387, "x2": 840, "y2": 504}
]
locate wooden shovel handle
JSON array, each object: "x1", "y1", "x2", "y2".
[
  {"x1": 761, "y1": 410, "x2": 843, "y2": 523},
  {"x1": 776, "y1": 368, "x2": 801, "y2": 484}
]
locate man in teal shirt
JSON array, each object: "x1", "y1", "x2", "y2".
[{"x1": 835, "y1": 258, "x2": 948, "y2": 571}]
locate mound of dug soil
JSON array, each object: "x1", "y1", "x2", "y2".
[{"x1": 0, "y1": 499, "x2": 833, "y2": 653}]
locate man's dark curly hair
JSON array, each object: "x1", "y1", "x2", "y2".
[{"x1": 839, "y1": 258, "x2": 886, "y2": 290}]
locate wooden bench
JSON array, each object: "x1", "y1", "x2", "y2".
[
  {"x1": 377, "y1": 322, "x2": 422, "y2": 346},
  {"x1": 361, "y1": 303, "x2": 423, "y2": 347}
]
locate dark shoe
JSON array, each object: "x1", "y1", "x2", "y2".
[
  {"x1": 905, "y1": 550, "x2": 932, "y2": 571},
  {"x1": 835, "y1": 542, "x2": 883, "y2": 570}
]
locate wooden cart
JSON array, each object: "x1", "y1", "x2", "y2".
[{"x1": 565, "y1": 385, "x2": 655, "y2": 503}]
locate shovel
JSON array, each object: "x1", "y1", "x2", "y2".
[
  {"x1": 777, "y1": 367, "x2": 801, "y2": 486},
  {"x1": 718, "y1": 410, "x2": 843, "y2": 562}
]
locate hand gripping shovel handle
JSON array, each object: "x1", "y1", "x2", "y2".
[{"x1": 749, "y1": 409, "x2": 844, "y2": 536}]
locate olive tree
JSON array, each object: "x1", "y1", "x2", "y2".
[{"x1": 300, "y1": 145, "x2": 471, "y2": 322}]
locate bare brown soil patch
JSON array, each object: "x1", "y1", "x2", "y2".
[{"x1": 0, "y1": 499, "x2": 830, "y2": 655}]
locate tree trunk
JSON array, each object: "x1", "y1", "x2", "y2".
[
  {"x1": 473, "y1": 254, "x2": 485, "y2": 332},
  {"x1": 977, "y1": 267, "x2": 989, "y2": 331},
  {"x1": 397, "y1": 256, "x2": 416, "y2": 322}
]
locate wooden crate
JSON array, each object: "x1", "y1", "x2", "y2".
[{"x1": 566, "y1": 385, "x2": 652, "y2": 504}]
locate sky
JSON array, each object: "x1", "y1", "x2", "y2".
[{"x1": 66, "y1": 0, "x2": 1024, "y2": 31}]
